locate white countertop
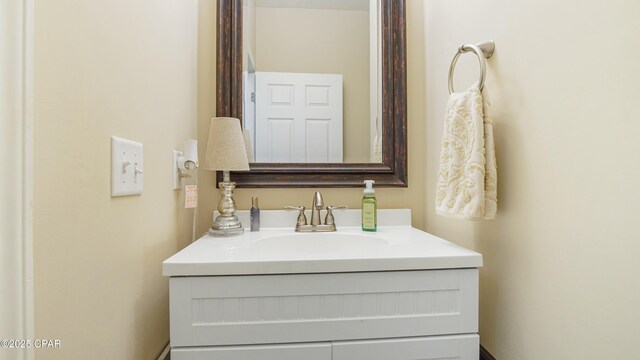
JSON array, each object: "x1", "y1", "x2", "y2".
[{"x1": 163, "y1": 209, "x2": 482, "y2": 276}]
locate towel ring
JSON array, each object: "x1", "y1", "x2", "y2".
[{"x1": 448, "y1": 41, "x2": 495, "y2": 94}]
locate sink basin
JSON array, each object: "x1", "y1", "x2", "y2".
[
  {"x1": 255, "y1": 232, "x2": 387, "y2": 253},
  {"x1": 163, "y1": 209, "x2": 483, "y2": 276}
]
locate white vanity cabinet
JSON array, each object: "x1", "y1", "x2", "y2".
[
  {"x1": 164, "y1": 210, "x2": 482, "y2": 360},
  {"x1": 168, "y1": 269, "x2": 479, "y2": 359},
  {"x1": 171, "y1": 343, "x2": 332, "y2": 360},
  {"x1": 332, "y1": 335, "x2": 479, "y2": 359}
]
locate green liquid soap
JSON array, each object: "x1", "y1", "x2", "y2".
[{"x1": 362, "y1": 180, "x2": 377, "y2": 232}]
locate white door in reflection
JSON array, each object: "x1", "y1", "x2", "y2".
[{"x1": 255, "y1": 72, "x2": 343, "y2": 163}]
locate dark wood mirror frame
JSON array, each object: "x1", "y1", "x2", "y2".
[{"x1": 216, "y1": 0, "x2": 406, "y2": 188}]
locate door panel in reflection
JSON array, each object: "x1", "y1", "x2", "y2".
[{"x1": 255, "y1": 72, "x2": 343, "y2": 163}]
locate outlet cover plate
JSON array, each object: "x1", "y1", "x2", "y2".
[
  {"x1": 173, "y1": 150, "x2": 183, "y2": 190},
  {"x1": 111, "y1": 136, "x2": 143, "y2": 197}
]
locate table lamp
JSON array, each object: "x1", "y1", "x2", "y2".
[{"x1": 203, "y1": 117, "x2": 250, "y2": 236}]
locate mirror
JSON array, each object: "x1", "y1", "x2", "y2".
[
  {"x1": 217, "y1": 0, "x2": 406, "y2": 187},
  {"x1": 242, "y1": 0, "x2": 381, "y2": 164}
]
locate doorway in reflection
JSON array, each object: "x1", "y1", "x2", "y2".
[{"x1": 242, "y1": 0, "x2": 381, "y2": 163}]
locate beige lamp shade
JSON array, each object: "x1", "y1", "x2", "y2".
[{"x1": 203, "y1": 117, "x2": 250, "y2": 171}]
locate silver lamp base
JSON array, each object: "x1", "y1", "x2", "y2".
[
  {"x1": 209, "y1": 214, "x2": 244, "y2": 236},
  {"x1": 209, "y1": 173, "x2": 244, "y2": 237}
]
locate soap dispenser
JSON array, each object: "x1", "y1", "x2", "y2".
[
  {"x1": 362, "y1": 180, "x2": 377, "y2": 232},
  {"x1": 250, "y1": 197, "x2": 260, "y2": 231}
]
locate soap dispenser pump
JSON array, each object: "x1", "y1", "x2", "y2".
[{"x1": 362, "y1": 180, "x2": 377, "y2": 232}]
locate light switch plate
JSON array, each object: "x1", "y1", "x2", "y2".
[{"x1": 111, "y1": 136, "x2": 143, "y2": 197}]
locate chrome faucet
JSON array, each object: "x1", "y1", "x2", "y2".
[
  {"x1": 285, "y1": 192, "x2": 347, "y2": 232},
  {"x1": 310, "y1": 191, "x2": 324, "y2": 226}
]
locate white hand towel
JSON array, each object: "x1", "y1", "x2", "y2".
[{"x1": 436, "y1": 82, "x2": 497, "y2": 220}]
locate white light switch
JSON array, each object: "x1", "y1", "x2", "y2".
[{"x1": 111, "y1": 136, "x2": 143, "y2": 197}]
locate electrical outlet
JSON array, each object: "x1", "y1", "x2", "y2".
[
  {"x1": 111, "y1": 136, "x2": 143, "y2": 197},
  {"x1": 173, "y1": 150, "x2": 183, "y2": 190}
]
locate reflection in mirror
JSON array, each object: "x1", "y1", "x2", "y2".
[{"x1": 242, "y1": 0, "x2": 382, "y2": 164}]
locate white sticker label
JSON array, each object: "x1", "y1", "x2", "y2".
[{"x1": 185, "y1": 185, "x2": 198, "y2": 208}]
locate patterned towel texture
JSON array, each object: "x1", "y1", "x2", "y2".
[{"x1": 436, "y1": 82, "x2": 497, "y2": 220}]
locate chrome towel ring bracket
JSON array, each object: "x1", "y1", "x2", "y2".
[{"x1": 448, "y1": 40, "x2": 496, "y2": 94}]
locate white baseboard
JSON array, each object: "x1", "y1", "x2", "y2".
[{"x1": 157, "y1": 343, "x2": 170, "y2": 360}]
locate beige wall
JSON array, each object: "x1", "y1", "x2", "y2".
[
  {"x1": 198, "y1": 1, "x2": 426, "y2": 232},
  {"x1": 33, "y1": 0, "x2": 198, "y2": 358},
  {"x1": 242, "y1": 0, "x2": 256, "y2": 70},
  {"x1": 32, "y1": 0, "x2": 640, "y2": 356},
  {"x1": 255, "y1": 7, "x2": 371, "y2": 163},
  {"x1": 202, "y1": 1, "x2": 640, "y2": 358},
  {"x1": 197, "y1": 0, "x2": 220, "y2": 247},
  {"x1": 423, "y1": 0, "x2": 640, "y2": 359}
]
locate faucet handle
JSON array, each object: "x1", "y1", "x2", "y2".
[
  {"x1": 324, "y1": 205, "x2": 348, "y2": 226},
  {"x1": 285, "y1": 205, "x2": 305, "y2": 211},
  {"x1": 285, "y1": 206, "x2": 307, "y2": 226},
  {"x1": 327, "y1": 205, "x2": 348, "y2": 210}
]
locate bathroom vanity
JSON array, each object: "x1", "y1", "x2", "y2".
[{"x1": 163, "y1": 210, "x2": 482, "y2": 359}]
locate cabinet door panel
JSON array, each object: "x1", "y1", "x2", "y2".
[
  {"x1": 170, "y1": 269, "x2": 478, "y2": 347},
  {"x1": 171, "y1": 342, "x2": 330, "y2": 360},
  {"x1": 333, "y1": 335, "x2": 479, "y2": 360}
]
